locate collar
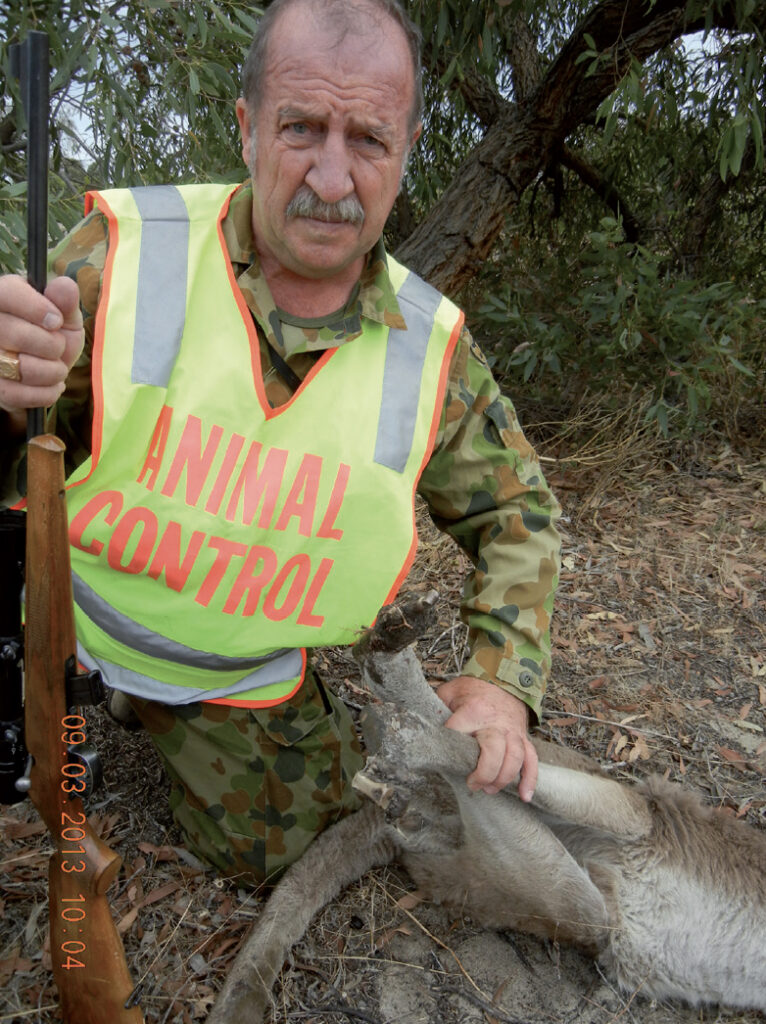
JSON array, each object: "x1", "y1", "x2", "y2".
[{"x1": 220, "y1": 181, "x2": 406, "y2": 358}]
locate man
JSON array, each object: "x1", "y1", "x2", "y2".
[{"x1": 0, "y1": 0, "x2": 560, "y2": 882}]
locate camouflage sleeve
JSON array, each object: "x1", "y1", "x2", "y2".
[
  {"x1": 48, "y1": 209, "x2": 106, "y2": 476},
  {"x1": 418, "y1": 327, "x2": 561, "y2": 722},
  {"x1": 0, "y1": 210, "x2": 105, "y2": 506}
]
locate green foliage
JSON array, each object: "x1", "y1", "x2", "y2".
[
  {"x1": 0, "y1": 1, "x2": 256, "y2": 272},
  {"x1": 472, "y1": 218, "x2": 764, "y2": 435}
]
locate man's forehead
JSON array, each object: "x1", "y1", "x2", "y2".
[{"x1": 263, "y1": 40, "x2": 412, "y2": 122}]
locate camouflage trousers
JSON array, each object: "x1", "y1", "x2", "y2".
[{"x1": 128, "y1": 670, "x2": 364, "y2": 886}]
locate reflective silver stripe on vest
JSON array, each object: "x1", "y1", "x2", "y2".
[
  {"x1": 374, "y1": 271, "x2": 445, "y2": 473},
  {"x1": 131, "y1": 186, "x2": 189, "y2": 387},
  {"x1": 77, "y1": 642, "x2": 302, "y2": 706},
  {"x1": 72, "y1": 571, "x2": 299, "y2": 674}
]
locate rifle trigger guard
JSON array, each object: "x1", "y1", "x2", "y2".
[{"x1": 65, "y1": 654, "x2": 106, "y2": 708}]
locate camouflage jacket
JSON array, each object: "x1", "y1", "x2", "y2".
[{"x1": 0, "y1": 182, "x2": 560, "y2": 718}]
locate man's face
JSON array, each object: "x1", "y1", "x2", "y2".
[{"x1": 236, "y1": 3, "x2": 420, "y2": 284}]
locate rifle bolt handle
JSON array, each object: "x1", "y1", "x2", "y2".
[{"x1": 15, "y1": 755, "x2": 32, "y2": 793}]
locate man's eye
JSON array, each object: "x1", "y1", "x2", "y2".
[{"x1": 282, "y1": 122, "x2": 312, "y2": 139}]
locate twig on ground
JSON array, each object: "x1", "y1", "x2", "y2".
[
  {"x1": 286, "y1": 1008, "x2": 383, "y2": 1023},
  {"x1": 541, "y1": 708, "x2": 674, "y2": 740},
  {"x1": 439, "y1": 982, "x2": 531, "y2": 1024}
]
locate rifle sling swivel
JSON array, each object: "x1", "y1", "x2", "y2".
[{"x1": 65, "y1": 655, "x2": 105, "y2": 707}]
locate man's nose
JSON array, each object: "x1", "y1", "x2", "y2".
[{"x1": 305, "y1": 132, "x2": 354, "y2": 204}]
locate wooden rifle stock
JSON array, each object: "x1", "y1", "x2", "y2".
[{"x1": 24, "y1": 436, "x2": 144, "y2": 1023}]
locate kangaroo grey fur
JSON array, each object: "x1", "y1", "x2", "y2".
[{"x1": 207, "y1": 592, "x2": 766, "y2": 1023}]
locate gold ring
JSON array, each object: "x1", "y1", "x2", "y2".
[{"x1": 0, "y1": 350, "x2": 21, "y2": 382}]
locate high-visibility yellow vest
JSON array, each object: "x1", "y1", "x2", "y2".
[{"x1": 66, "y1": 184, "x2": 463, "y2": 707}]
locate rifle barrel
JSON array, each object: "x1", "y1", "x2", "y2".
[
  {"x1": 18, "y1": 30, "x2": 49, "y2": 438},
  {"x1": 24, "y1": 31, "x2": 49, "y2": 295}
]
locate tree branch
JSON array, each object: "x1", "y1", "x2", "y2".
[
  {"x1": 423, "y1": 39, "x2": 505, "y2": 127},
  {"x1": 432, "y1": 10, "x2": 545, "y2": 128},
  {"x1": 560, "y1": 145, "x2": 642, "y2": 242},
  {"x1": 500, "y1": 9, "x2": 544, "y2": 105}
]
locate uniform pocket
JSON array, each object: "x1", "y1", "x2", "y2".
[{"x1": 248, "y1": 667, "x2": 330, "y2": 746}]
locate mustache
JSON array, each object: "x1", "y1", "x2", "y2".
[{"x1": 286, "y1": 185, "x2": 365, "y2": 226}]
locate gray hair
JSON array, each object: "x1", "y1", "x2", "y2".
[{"x1": 241, "y1": 0, "x2": 423, "y2": 133}]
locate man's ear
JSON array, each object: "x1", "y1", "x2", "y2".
[
  {"x1": 236, "y1": 97, "x2": 253, "y2": 167},
  {"x1": 409, "y1": 121, "x2": 423, "y2": 151}
]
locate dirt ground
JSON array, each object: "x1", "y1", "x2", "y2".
[{"x1": 1, "y1": 432, "x2": 764, "y2": 1024}]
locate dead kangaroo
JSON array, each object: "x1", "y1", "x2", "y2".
[{"x1": 208, "y1": 592, "x2": 766, "y2": 1023}]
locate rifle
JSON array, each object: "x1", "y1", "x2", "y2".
[{"x1": 4, "y1": 32, "x2": 145, "y2": 1024}]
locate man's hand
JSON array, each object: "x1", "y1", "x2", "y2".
[
  {"x1": 437, "y1": 676, "x2": 538, "y2": 801},
  {"x1": 0, "y1": 275, "x2": 83, "y2": 426}
]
